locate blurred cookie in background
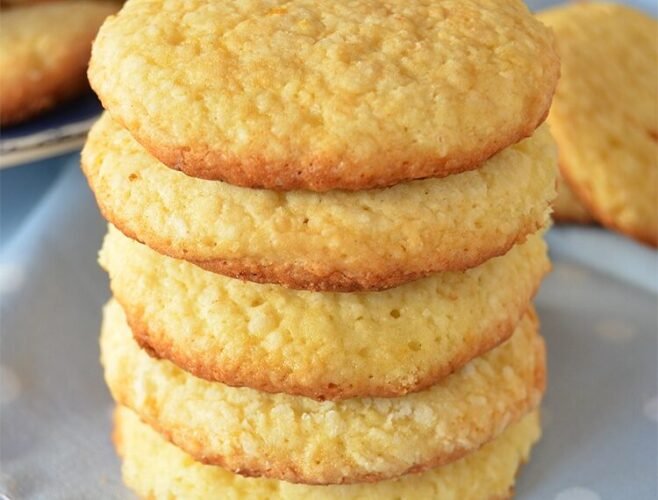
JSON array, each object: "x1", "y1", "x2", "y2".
[
  {"x1": 540, "y1": 3, "x2": 658, "y2": 246},
  {"x1": 0, "y1": 0, "x2": 117, "y2": 126},
  {"x1": 552, "y1": 173, "x2": 593, "y2": 224}
]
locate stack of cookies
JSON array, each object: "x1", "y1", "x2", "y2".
[{"x1": 82, "y1": 1, "x2": 560, "y2": 497}]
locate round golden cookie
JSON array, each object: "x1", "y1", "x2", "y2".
[
  {"x1": 540, "y1": 4, "x2": 658, "y2": 247},
  {"x1": 114, "y1": 405, "x2": 540, "y2": 500},
  {"x1": 552, "y1": 172, "x2": 592, "y2": 224},
  {"x1": 88, "y1": 0, "x2": 559, "y2": 191},
  {"x1": 100, "y1": 224, "x2": 549, "y2": 401},
  {"x1": 101, "y1": 300, "x2": 545, "y2": 485},
  {"x1": 82, "y1": 115, "x2": 556, "y2": 292},
  {"x1": 0, "y1": 0, "x2": 117, "y2": 126}
]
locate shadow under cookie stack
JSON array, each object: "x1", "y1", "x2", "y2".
[{"x1": 82, "y1": 1, "x2": 560, "y2": 498}]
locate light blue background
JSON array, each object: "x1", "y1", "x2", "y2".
[{"x1": 0, "y1": 2, "x2": 656, "y2": 498}]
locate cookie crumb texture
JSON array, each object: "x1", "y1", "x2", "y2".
[
  {"x1": 541, "y1": 3, "x2": 658, "y2": 246},
  {"x1": 100, "y1": 226, "x2": 548, "y2": 400},
  {"x1": 115, "y1": 405, "x2": 540, "y2": 500},
  {"x1": 101, "y1": 300, "x2": 545, "y2": 485},
  {"x1": 89, "y1": 0, "x2": 559, "y2": 191},
  {"x1": 82, "y1": 115, "x2": 556, "y2": 291},
  {"x1": 0, "y1": 0, "x2": 117, "y2": 126}
]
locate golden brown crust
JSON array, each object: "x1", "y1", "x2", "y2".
[
  {"x1": 103, "y1": 300, "x2": 545, "y2": 485},
  {"x1": 113, "y1": 404, "x2": 539, "y2": 499},
  {"x1": 81, "y1": 115, "x2": 557, "y2": 292},
  {"x1": 128, "y1": 313, "x2": 508, "y2": 400},
  {"x1": 118, "y1": 276, "x2": 543, "y2": 400},
  {"x1": 89, "y1": 0, "x2": 559, "y2": 191},
  {"x1": 191, "y1": 221, "x2": 544, "y2": 292},
  {"x1": 107, "y1": 312, "x2": 545, "y2": 485},
  {"x1": 124, "y1": 109, "x2": 551, "y2": 192},
  {"x1": 100, "y1": 224, "x2": 549, "y2": 401},
  {"x1": 105, "y1": 211, "x2": 544, "y2": 292},
  {"x1": 132, "y1": 367, "x2": 542, "y2": 487},
  {"x1": 130, "y1": 346, "x2": 544, "y2": 485}
]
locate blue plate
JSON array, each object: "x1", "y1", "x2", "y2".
[
  {"x1": 0, "y1": 89, "x2": 103, "y2": 169},
  {"x1": 527, "y1": 0, "x2": 658, "y2": 14}
]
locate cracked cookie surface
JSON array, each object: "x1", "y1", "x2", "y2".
[
  {"x1": 83, "y1": 115, "x2": 556, "y2": 291},
  {"x1": 102, "y1": 300, "x2": 545, "y2": 485},
  {"x1": 100, "y1": 225, "x2": 548, "y2": 400},
  {"x1": 114, "y1": 405, "x2": 540, "y2": 499},
  {"x1": 89, "y1": 0, "x2": 558, "y2": 191}
]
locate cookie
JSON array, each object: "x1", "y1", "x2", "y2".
[
  {"x1": 539, "y1": 4, "x2": 658, "y2": 246},
  {"x1": 552, "y1": 172, "x2": 592, "y2": 223},
  {"x1": 114, "y1": 405, "x2": 540, "y2": 499},
  {"x1": 88, "y1": 0, "x2": 559, "y2": 191},
  {"x1": 0, "y1": 0, "x2": 117, "y2": 126},
  {"x1": 101, "y1": 300, "x2": 545, "y2": 485},
  {"x1": 82, "y1": 115, "x2": 556, "y2": 291},
  {"x1": 100, "y1": 225, "x2": 549, "y2": 401}
]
